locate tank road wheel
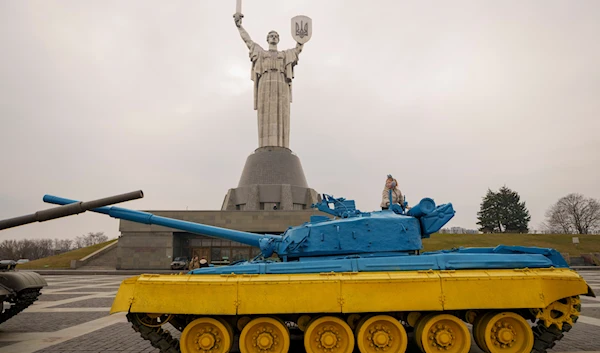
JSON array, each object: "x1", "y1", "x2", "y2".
[
  {"x1": 406, "y1": 312, "x2": 422, "y2": 327},
  {"x1": 216, "y1": 317, "x2": 235, "y2": 348},
  {"x1": 356, "y1": 315, "x2": 408, "y2": 353},
  {"x1": 464, "y1": 310, "x2": 478, "y2": 325},
  {"x1": 240, "y1": 317, "x2": 290, "y2": 353},
  {"x1": 346, "y1": 314, "x2": 361, "y2": 330},
  {"x1": 131, "y1": 313, "x2": 174, "y2": 328},
  {"x1": 533, "y1": 296, "x2": 581, "y2": 330},
  {"x1": 481, "y1": 312, "x2": 534, "y2": 353},
  {"x1": 180, "y1": 317, "x2": 232, "y2": 353},
  {"x1": 237, "y1": 316, "x2": 252, "y2": 332},
  {"x1": 298, "y1": 315, "x2": 312, "y2": 332},
  {"x1": 473, "y1": 312, "x2": 494, "y2": 353},
  {"x1": 414, "y1": 314, "x2": 435, "y2": 352},
  {"x1": 415, "y1": 314, "x2": 471, "y2": 353},
  {"x1": 304, "y1": 316, "x2": 355, "y2": 353}
]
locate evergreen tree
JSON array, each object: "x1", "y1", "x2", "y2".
[
  {"x1": 476, "y1": 186, "x2": 531, "y2": 233},
  {"x1": 476, "y1": 189, "x2": 498, "y2": 233}
]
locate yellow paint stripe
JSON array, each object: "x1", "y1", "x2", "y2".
[{"x1": 110, "y1": 268, "x2": 590, "y2": 315}]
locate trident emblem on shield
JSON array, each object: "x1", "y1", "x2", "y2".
[
  {"x1": 291, "y1": 15, "x2": 312, "y2": 44},
  {"x1": 296, "y1": 21, "x2": 309, "y2": 38}
]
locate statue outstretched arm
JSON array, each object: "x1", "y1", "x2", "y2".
[
  {"x1": 238, "y1": 25, "x2": 253, "y2": 49},
  {"x1": 234, "y1": 14, "x2": 253, "y2": 49},
  {"x1": 295, "y1": 42, "x2": 304, "y2": 54}
]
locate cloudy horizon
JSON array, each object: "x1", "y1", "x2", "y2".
[{"x1": 1, "y1": 0, "x2": 599, "y2": 241}]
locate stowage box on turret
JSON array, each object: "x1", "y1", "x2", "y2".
[{"x1": 41, "y1": 191, "x2": 594, "y2": 353}]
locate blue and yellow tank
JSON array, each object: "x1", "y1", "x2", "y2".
[{"x1": 44, "y1": 193, "x2": 595, "y2": 353}]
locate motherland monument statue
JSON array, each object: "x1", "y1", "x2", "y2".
[
  {"x1": 222, "y1": 1, "x2": 319, "y2": 211},
  {"x1": 233, "y1": 0, "x2": 312, "y2": 148}
]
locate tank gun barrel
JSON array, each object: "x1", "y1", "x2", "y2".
[
  {"x1": 42, "y1": 195, "x2": 273, "y2": 250},
  {"x1": 0, "y1": 190, "x2": 144, "y2": 231}
]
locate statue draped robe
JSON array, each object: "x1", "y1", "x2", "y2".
[{"x1": 249, "y1": 42, "x2": 300, "y2": 148}]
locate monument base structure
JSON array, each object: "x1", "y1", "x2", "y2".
[
  {"x1": 114, "y1": 147, "x2": 323, "y2": 270},
  {"x1": 221, "y1": 146, "x2": 320, "y2": 211}
]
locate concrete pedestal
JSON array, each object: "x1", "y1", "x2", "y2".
[{"x1": 221, "y1": 146, "x2": 320, "y2": 211}]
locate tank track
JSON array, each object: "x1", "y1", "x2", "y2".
[
  {"x1": 531, "y1": 295, "x2": 580, "y2": 353},
  {"x1": 126, "y1": 308, "x2": 578, "y2": 353},
  {"x1": 532, "y1": 320, "x2": 574, "y2": 353},
  {"x1": 0, "y1": 289, "x2": 42, "y2": 324},
  {"x1": 127, "y1": 313, "x2": 180, "y2": 353}
]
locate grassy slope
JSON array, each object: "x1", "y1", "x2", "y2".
[
  {"x1": 17, "y1": 240, "x2": 117, "y2": 269},
  {"x1": 423, "y1": 233, "x2": 600, "y2": 256}
]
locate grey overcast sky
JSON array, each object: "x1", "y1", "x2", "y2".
[{"x1": 1, "y1": 1, "x2": 599, "y2": 241}]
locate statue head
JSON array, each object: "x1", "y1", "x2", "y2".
[{"x1": 266, "y1": 30, "x2": 280, "y2": 45}]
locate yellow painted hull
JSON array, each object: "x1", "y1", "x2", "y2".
[{"x1": 110, "y1": 268, "x2": 592, "y2": 316}]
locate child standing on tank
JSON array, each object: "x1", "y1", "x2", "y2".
[{"x1": 380, "y1": 174, "x2": 404, "y2": 210}]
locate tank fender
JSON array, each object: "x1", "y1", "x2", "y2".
[
  {"x1": 110, "y1": 275, "x2": 139, "y2": 314},
  {"x1": 586, "y1": 285, "x2": 596, "y2": 297},
  {"x1": 0, "y1": 283, "x2": 14, "y2": 297},
  {"x1": 0, "y1": 271, "x2": 47, "y2": 292}
]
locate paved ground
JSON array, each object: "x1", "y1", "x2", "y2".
[{"x1": 0, "y1": 271, "x2": 598, "y2": 353}]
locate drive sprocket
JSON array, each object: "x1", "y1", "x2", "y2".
[
  {"x1": 127, "y1": 313, "x2": 180, "y2": 353},
  {"x1": 531, "y1": 296, "x2": 581, "y2": 353},
  {"x1": 532, "y1": 296, "x2": 581, "y2": 330}
]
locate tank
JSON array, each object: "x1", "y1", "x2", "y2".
[
  {"x1": 0, "y1": 190, "x2": 144, "y2": 325},
  {"x1": 0, "y1": 260, "x2": 48, "y2": 325},
  {"x1": 43, "y1": 192, "x2": 594, "y2": 353}
]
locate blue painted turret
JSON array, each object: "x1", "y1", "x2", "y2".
[
  {"x1": 42, "y1": 193, "x2": 569, "y2": 274},
  {"x1": 42, "y1": 193, "x2": 454, "y2": 261}
]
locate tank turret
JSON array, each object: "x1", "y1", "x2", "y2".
[
  {"x1": 42, "y1": 193, "x2": 454, "y2": 261},
  {"x1": 43, "y1": 192, "x2": 570, "y2": 273},
  {"x1": 43, "y1": 192, "x2": 572, "y2": 275}
]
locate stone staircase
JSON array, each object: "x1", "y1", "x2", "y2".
[
  {"x1": 79, "y1": 246, "x2": 117, "y2": 270},
  {"x1": 71, "y1": 240, "x2": 118, "y2": 270}
]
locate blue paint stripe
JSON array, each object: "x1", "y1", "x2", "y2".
[{"x1": 189, "y1": 251, "x2": 566, "y2": 275}]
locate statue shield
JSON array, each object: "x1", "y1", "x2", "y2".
[{"x1": 291, "y1": 15, "x2": 312, "y2": 44}]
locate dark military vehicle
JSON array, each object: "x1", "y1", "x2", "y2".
[{"x1": 0, "y1": 190, "x2": 144, "y2": 324}]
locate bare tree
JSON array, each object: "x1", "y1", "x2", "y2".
[
  {"x1": 543, "y1": 204, "x2": 574, "y2": 234},
  {"x1": 88, "y1": 232, "x2": 108, "y2": 245},
  {"x1": 73, "y1": 232, "x2": 109, "y2": 249},
  {"x1": 53, "y1": 238, "x2": 73, "y2": 252},
  {"x1": 0, "y1": 234, "x2": 107, "y2": 260},
  {"x1": 73, "y1": 236, "x2": 86, "y2": 249},
  {"x1": 0, "y1": 238, "x2": 54, "y2": 260},
  {"x1": 544, "y1": 194, "x2": 600, "y2": 234},
  {"x1": 30, "y1": 239, "x2": 54, "y2": 259},
  {"x1": 0, "y1": 240, "x2": 19, "y2": 260},
  {"x1": 62, "y1": 238, "x2": 73, "y2": 250}
]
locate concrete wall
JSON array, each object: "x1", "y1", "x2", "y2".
[
  {"x1": 116, "y1": 232, "x2": 173, "y2": 270},
  {"x1": 70, "y1": 240, "x2": 118, "y2": 269},
  {"x1": 80, "y1": 246, "x2": 117, "y2": 269}
]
